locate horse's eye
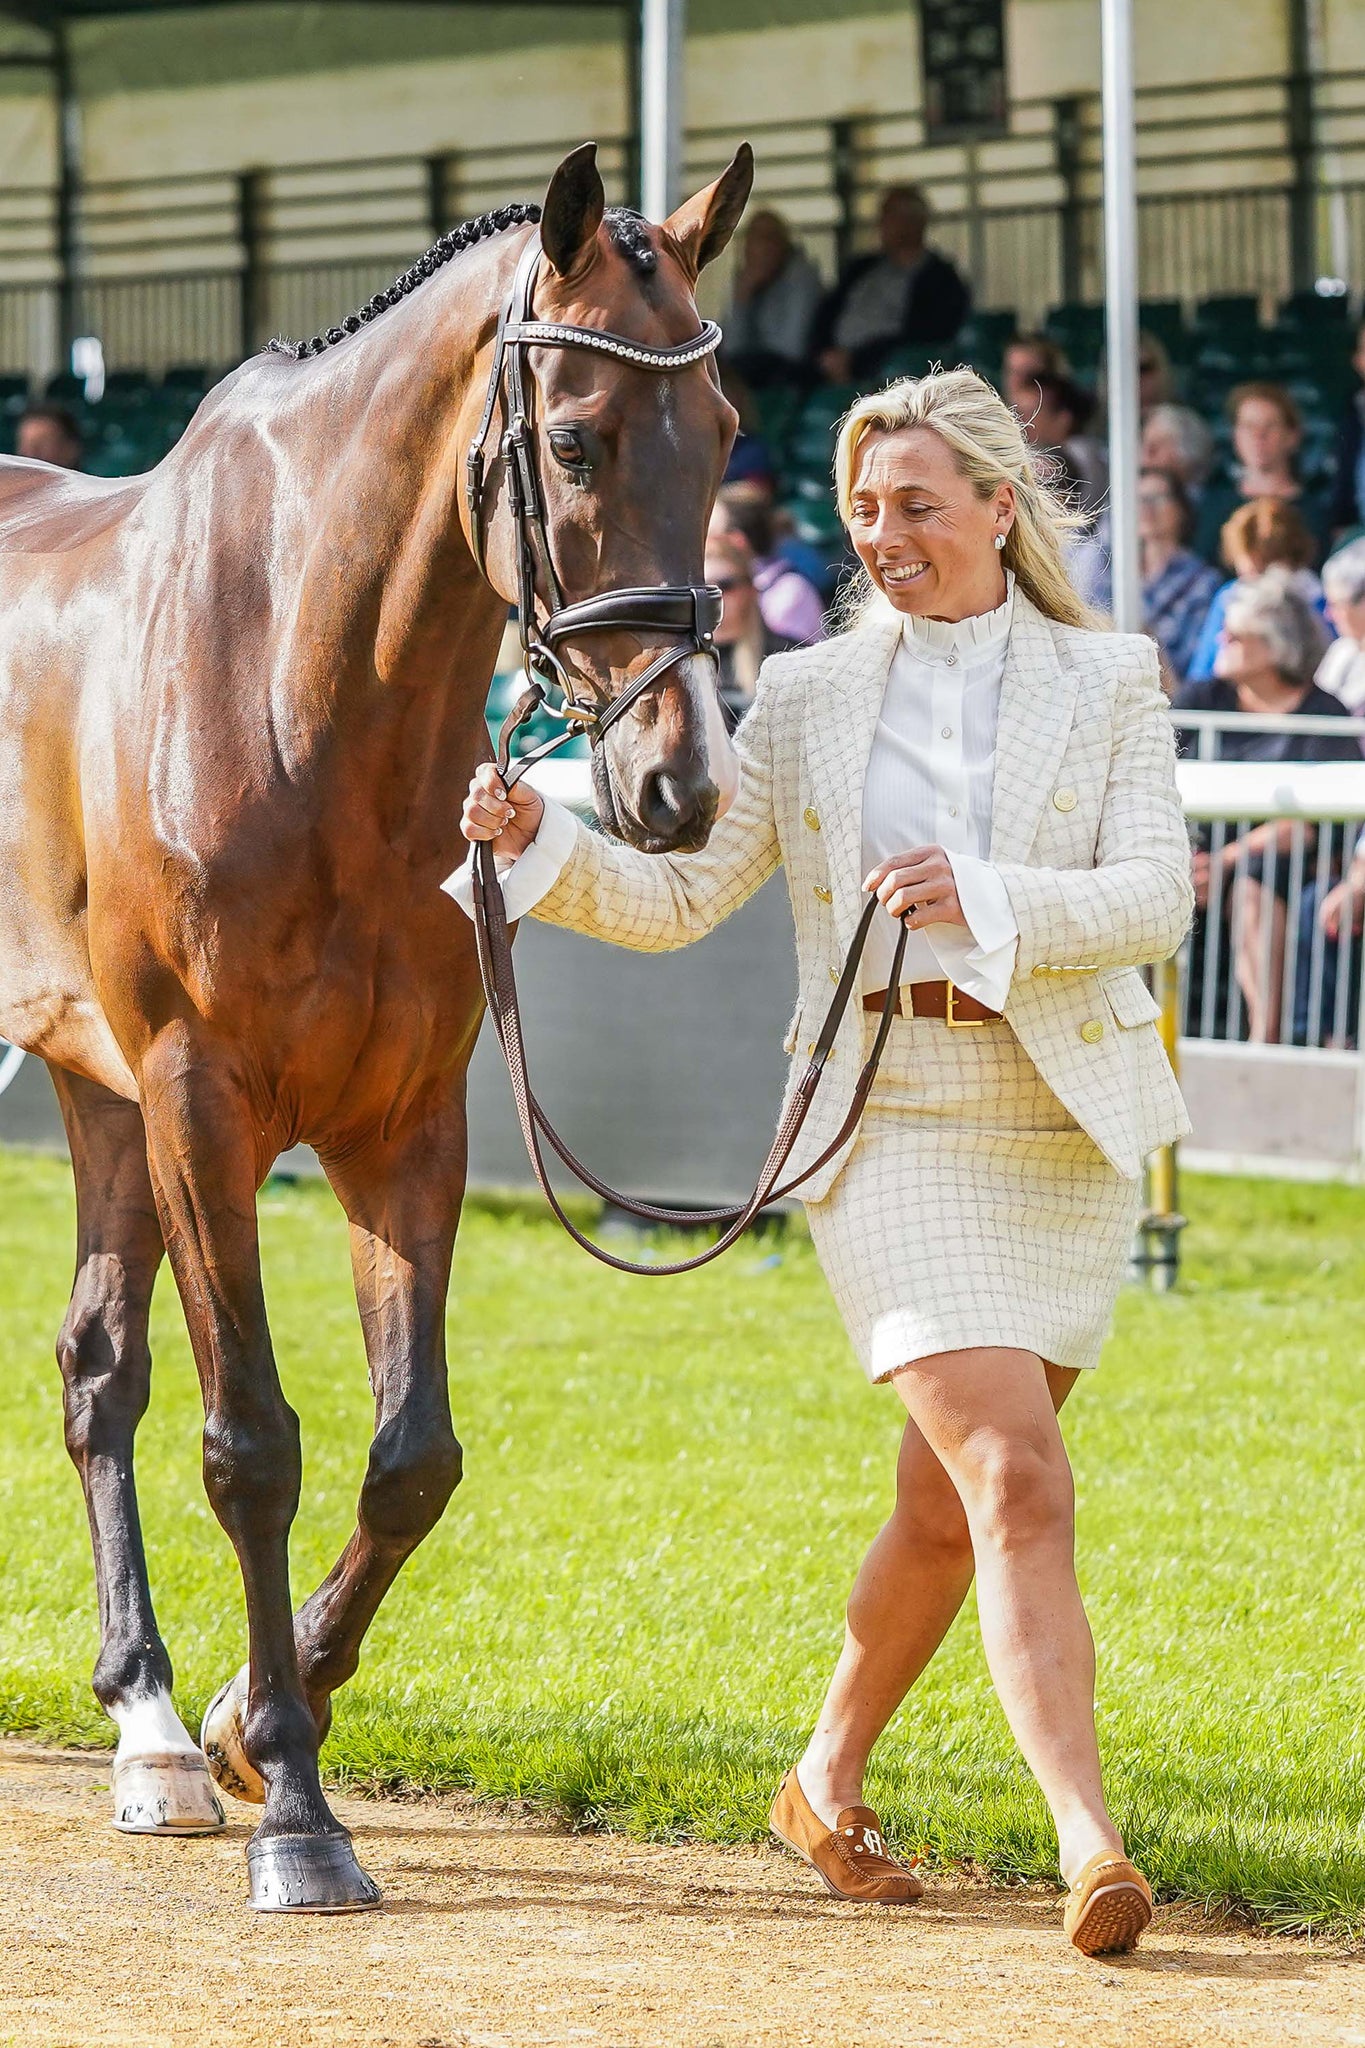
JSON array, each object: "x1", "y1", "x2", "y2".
[{"x1": 549, "y1": 427, "x2": 589, "y2": 470}]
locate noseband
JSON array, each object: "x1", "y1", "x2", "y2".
[{"x1": 465, "y1": 228, "x2": 725, "y2": 772}]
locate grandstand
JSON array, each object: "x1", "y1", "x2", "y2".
[{"x1": 0, "y1": 4, "x2": 1359, "y2": 584}]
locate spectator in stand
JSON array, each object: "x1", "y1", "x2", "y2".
[
  {"x1": 1137, "y1": 334, "x2": 1174, "y2": 419},
  {"x1": 1186, "y1": 497, "x2": 1327, "y2": 682},
  {"x1": 1141, "y1": 403, "x2": 1215, "y2": 506},
  {"x1": 812, "y1": 185, "x2": 969, "y2": 385},
  {"x1": 709, "y1": 494, "x2": 824, "y2": 647},
  {"x1": 717, "y1": 472, "x2": 836, "y2": 599},
  {"x1": 16, "y1": 404, "x2": 82, "y2": 469},
  {"x1": 1174, "y1": 573, "x2": 1354, "y2": 1042},
  {"x1": 704, "y1": 528, "x2": 799, "y2": 727},
  {"x1": 722, "y1": 209, "x2": 823, "y2": 390},
  {"x1": 1194, "y1": 382, "x2": 1331, "y2": 566},
  {"x1": 1327, "y1": 316, "x2": 1365, "y2": 542},
  {"x1": 1137, "y1": 467, "x2": 1221, "y2": 685},
  {"x1": 1317, "y1": 537, "x2": 1365, "y2": 710},
  {"x1": 1017, "y1": 370, "x2": 1106, "y2": 517},
  {"x1": 1001, "y1": 332, "x2": 1069, "y2": 413}
]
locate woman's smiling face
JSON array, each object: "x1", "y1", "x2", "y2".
[{"x1": 845, "y1": 426, "x2": 1013, "y2": 621}]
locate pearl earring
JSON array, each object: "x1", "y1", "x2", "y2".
[{"x1": 994, "y1": 533, "x2": 1007, "y2": 551}]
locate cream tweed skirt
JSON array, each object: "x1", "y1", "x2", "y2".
[{"x1": 803, "y1": 1011, "x2": 1142, "y2": 1383}]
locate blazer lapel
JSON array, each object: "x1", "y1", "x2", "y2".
[
  {"x1": 989, "y1": 593, "x2": 1080, "y2": 864},
  {"x1": 806, "y1": 611, "x2": 901, "y2": 945}
]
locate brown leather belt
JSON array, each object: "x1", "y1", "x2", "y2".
[{"x1": 862, "y1": 981, "x2": 1002, "y2": 1026}]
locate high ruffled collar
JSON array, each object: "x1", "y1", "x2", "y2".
[{"x1": 902, "y1": 571, "x2": 1014, "y2": 658}]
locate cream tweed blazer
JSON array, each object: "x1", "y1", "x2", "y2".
[{"x1": 528, "y1": 589, "x2": 1195, "y2": 1197}]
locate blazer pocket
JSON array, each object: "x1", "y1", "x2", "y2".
[{"x1": 1102, "y1": 970, "x2": 1162, "y2": 1029}]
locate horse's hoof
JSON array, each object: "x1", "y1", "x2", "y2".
[
  {"x1": 246, "y1": 1830, "x2": 383, "y2": 1913},
  {"x1": 200, "y1": 1668, "x2": 265, "y2": 1805},
  {"x1": 111, "y1": 1750, "x2": 226, "y2": 1835}
]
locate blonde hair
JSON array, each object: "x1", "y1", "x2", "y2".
[{"x1": 832, "y1": 366, "x2": 1100, "y2": 630}]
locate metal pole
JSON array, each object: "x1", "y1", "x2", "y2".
[
  {"x1": 1100, "y1": 0, "x2": 1139, "y2": 634},
  {"x1": 639, "y1": 0, "x2": 684, "y2": 222},
  {"x1": 52, "y1": 21, "x2": 82, "y2": 366}
]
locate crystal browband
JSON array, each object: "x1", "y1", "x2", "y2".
[{"x1": 503, "y1": 319, "x2": 723, "y2": 370}]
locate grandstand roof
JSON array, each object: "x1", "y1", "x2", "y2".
[{"x1": 0, "y1": 0, "x2": 617, "y2": 18}]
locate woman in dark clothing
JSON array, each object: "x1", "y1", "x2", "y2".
[{"x1": 1174, "y1": 572, "x2": 1359, "y2": 1042}]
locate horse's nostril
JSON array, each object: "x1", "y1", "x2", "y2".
[{"x1": 638, "y1": 771, "x2": 717, "y2": 844}]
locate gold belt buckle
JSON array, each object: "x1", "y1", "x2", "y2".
[{"x1": 945, "y1": 981, "x2": 987, "y2": 1028}]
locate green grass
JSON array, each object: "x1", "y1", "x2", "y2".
[{"x1": 1, "y1": 1148, "x2": 1363, "y2": 1936}]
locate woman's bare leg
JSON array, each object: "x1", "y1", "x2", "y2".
[
  {"x1": 1235, "y1": 876, "x2": 1288, "y2": 1042},
  {"x1": 796, "y1": 1412, "x2": 974, "y2": 1823},
  {"x1": 797, "y1": 1361, "x2": 1077, "y2": 1829},
  {"x1": 893, "y1": 1346, "x2": 1122, "y2": 1883}
]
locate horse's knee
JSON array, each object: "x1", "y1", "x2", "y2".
[
  {"x1": 359, "y1": 1411, "x2": 463, "y2": 1550},
  {"x1": 201, "y1": 1394, "x2": 302, "y2": 1540},
  {"x1": 56, "y1": 1282, "x2": 153, "y2": 1468}
]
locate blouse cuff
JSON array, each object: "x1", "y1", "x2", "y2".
[
  {"x1": 442, "y1": 795, "x2": 580, "y2": 922},
  {"x1": 924, "y1": 852, "x2": 1020, "y2": 1010}
]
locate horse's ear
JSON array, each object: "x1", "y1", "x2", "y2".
[
  {"x1": 541, "y1": 142, "x2": 606, "y2": 276},
  {"x1": 662, "y1": 143, "x2": 754, "y2": 280}
]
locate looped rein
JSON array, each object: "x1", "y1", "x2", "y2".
[{"x1": 466, "y1": 226, "x2": 908, "y2": 1274}]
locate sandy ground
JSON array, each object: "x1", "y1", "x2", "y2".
[{"x1": 1, "y1": 1742, "x2": 1361, "y2": 2048}]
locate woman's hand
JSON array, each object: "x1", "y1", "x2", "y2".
[
  {"x1": 460, "y1": 763, "x2": 544, "y2": 859},
  {"x1": 863, "y1": 846, "x2": 967, "y2": 929}
]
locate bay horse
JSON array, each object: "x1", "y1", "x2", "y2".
[{"x1": 0, "y1": 140, "x2": 750, "y2": 1910}]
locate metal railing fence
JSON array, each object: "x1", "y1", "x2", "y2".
[
  {"x1": 1174, "y1": 738, "x2": 1365, "y2": 1057},
  {"x1": 0, "y1": 69, "x2": 1362, "y2": 376}
]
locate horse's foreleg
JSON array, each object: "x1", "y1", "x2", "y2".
[
  {"x1": 300, "y1": 1104, "x2": 466, "y2": 1733},
  {"x1": 140, "y1": 1028, "x2": 379, "y2": 1912},
  {"x1": 50, "y1": 1066, "x2": 224, "y2": 1836}
]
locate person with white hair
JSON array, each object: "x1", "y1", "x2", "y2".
[
  {"x1": 1318, "y1": 538, "x2": 1365, "y2": 710},
  {"x1": 1140, "y1": 403, "x2": 1215, "y2": 498},
  {"x1": 1174, "y1": 572, "x2": 1360, "y2": 1041},
  {"x1": 456, "y1": 367, "x2": 1192, "y2": 1956}
]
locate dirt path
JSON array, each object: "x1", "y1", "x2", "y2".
[{"x1": 1, "y1": 1742, "x2": 1360, "y2": 2047}]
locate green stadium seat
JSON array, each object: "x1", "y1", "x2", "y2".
[
  {"x1": 1278, "y1": 288, "x2": 1352, "y2": 331},
  {"x1": 1193, "y1": 295, "x2": 1261, "y2": 342},
  {"x1": 1044, "y1": 303, "x2": 1105, "y2": 366},
  {"x1": 1139, "y1": 299, "x2": 1190, "y2": 362},
  {"x1": 876, "y1": 346, "x2": 941, "y2": 382}
]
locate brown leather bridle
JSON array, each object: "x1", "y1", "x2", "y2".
[
  {"x1": 465, "y1": 228, "x2": 726, "y2": 751},
  {"x1": 467, "y1": 229, "x2": 908, "y2": 1274}
]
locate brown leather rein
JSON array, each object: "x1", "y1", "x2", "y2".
[{"x1": 467, "y1": 230, "x2": 909, "y2": 1275}]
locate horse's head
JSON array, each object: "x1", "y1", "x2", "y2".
[{"x1": 468, "y1": 142, "x2": 753, "y2": 855}]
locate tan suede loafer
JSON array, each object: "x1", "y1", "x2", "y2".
[
  {"x1": 1063, "y1": 1852, "x2": 1153, "y2": 1955},
  {"x1": 769, "y1": 1767, "x2": 923, "y2": 1903}
]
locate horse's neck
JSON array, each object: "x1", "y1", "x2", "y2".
[{"x1": 269, "y1": 253, "x2": 513, "y2": 820}]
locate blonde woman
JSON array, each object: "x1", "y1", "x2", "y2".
[{"x1": 451, "y1": 369, "x2": 1193, "y2": 1956}]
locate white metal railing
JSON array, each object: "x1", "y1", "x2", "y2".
[
  {"x1": 0, "y1": 1042, "x2": 24, "y2": 1098},
  {"x1": 1173, "y1": 713, "x2": 1365, "y2": 1056}
]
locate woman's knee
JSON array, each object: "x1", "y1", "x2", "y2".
[
  {"x1": 890, "y1": 1461, "x2": 974, "y2": 1566},
  {"x1": 959, "y1": 1435, "x2": 1074, "y2": 1553}
]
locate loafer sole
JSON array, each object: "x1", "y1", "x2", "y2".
[{"x1": 1068, "y1": 1879, "x2": 1153, "y2": 1955}]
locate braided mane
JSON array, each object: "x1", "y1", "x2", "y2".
[{"x1": 268, "y1": 201, "x2": 544, "y2": 362}]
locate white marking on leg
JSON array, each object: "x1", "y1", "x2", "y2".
[{"x1": 109, "y1": 1687, "x2": 225, "y2": 1833}]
